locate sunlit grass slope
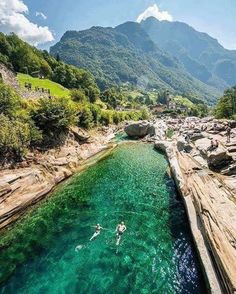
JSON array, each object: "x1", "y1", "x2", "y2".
[{"x1": 17, "y1": 73, "x2": 70, "y2": 98}]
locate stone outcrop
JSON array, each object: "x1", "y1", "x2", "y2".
[
  {"x1": 176, "y1": 137, "x2": 192, "y2": 152},
  {"x1": 124, "y1": 120, "x2": 167, "y2": 140},
  {"x1": 124, "y1": 121, "x2": 151, "y2": 138},
  {"x1": 149, "y1": 117, "x2": 236, "y2": 293},
  {"x1": 155, "y1": 138, "x2": 236, "y2": 293},
  {"x1": 0, "y1": 62, "x2": 50, "y2": 99},
  {"x1": 0, "y1": 128, "x2": 115, "y2": 230},
  {"x1": 70, "y1": 126, "x2": 90, "y2": 142},
  {"x1": 207, "y1": 148, "x2": 233, "y2": 170},
  {"x1": 0, "y1": 63, "x2": 19, "y2": 90},
  {"x1": 194, "y1": 138, "x2": 233, "y2": 170}
]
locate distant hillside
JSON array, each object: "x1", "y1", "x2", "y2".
[
  {"x1": 50, "y1": 22, "x2": 220, "y2": 104},
  {"x1": 0, "y1": 63, "x2": 68, "y2": 99},
  {"x1": 141, "y1": 17, "x2": 236, "y2": 91},
  {"x1": 17, "y1": 73, "x2": 70, "y2": 98},
  {"x1": 0, "y1": 32, "x2": 100, "y2": 102}
]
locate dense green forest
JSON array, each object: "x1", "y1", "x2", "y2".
[
  {"x1": 0, "y1": 30, "x2": 234, "y2": 164},
  {"x1": 0, "y1": 32, "x2": 100, "y2": 103},
  {"x1": 141, "y1": 17, "x2": 236, "y2": 91},
  {"x1": 50, "y1": 21, "x2": 220, "y2": 104},
  {"x1": 0, "y1": 33, "x2": 149, "y2": 163},
  {"x1": 215, "y1": 85, "x2": 236, "y2": 119},
  {"x1": 0, "y1": 81, "x2": 148, "y2": 163}
]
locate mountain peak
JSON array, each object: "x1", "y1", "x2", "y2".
[{"x1": 50, "y1": 21, "x2": 221, "y2": 103}]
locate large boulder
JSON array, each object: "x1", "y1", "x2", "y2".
[
  {"x1": 194, "y1": 138, "x2": 233, "y2": 170},
  {"x1": 177, "y1": 137, "x2": 192, "y2": 153},
  {"x1": 124, "y1": 121, "x2": 151, "y2": 138},
  {"x1": 207, "y1": 148, "x2": 233, "y2": 170},
  {"x1": 194, "y1": 138, "x2": 210, "y2": 156},
  {"x1": 70, "y1": 126, "x2": 90, "y2": 142}
]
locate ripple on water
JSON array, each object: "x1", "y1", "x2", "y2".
[{"x1": 0, "y1": 143, "x2": 206, "y2": 293}]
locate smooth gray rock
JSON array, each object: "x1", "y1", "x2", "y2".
[
  {"x1": 148, "y1": 125, "x2": 157, "y2": 137},
  {"x1": 177, "y1": 137, "x2": 192, "y2": 153},
  {"x1": 194, "y1": 138, "x2": 233, "y2": 170},
  {"x1": 191, "y1": 132, "x2": 204, "y2": 141},
  {"x1": 70, "y1": 126, "x2": 90, "y2": 142},
  {"x1": 124, "y1": 121, "x2": 151, "y2": 138},
  {"x1": 207, "y1": 148, "x2": 233, "y2": 170}
]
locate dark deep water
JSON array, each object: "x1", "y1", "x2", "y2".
[{"x1": 0, "y1": 143, "x2": 206, "y2": 293}]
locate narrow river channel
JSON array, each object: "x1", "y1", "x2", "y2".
[{"x1": 0, "y1": 143, "x2": 206, "y2": 293}]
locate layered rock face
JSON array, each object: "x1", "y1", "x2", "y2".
[
  {"x1": 153, "y1": 117, "x2": 236, "y2": 294},
  {"x1": 0, "y1": 128, "x2": 115, "y2": 230},
  {"x1": 155, "y1": 140, "x2": 236, "y2": 294}
]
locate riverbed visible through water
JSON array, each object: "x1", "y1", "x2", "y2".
[{"x1": 0, "y1": 143, "x2": 206, "y2": 293}]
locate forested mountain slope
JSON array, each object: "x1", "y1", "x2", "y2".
[
  {"x1": 50, "y1": 22, "x2": 220, "y2": 104},
  {"x1": 0, "y1": 32, "x2": 100, "y2": 102},
  {"x1": 141, "y1": 17, "x2": 236, "y2": 91}
]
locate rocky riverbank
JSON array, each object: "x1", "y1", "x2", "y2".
[
  {"x1": 125, "y1": 118, "x2": 236, "y2": 294},
  {"x1": 0, "y1": 126, "x2": 116, "y2": 230}
]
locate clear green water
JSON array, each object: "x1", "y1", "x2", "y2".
[{"x1": 0, "y1": 143, "x2": 206, "y2": 293}]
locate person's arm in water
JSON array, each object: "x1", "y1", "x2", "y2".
[
  {"x1": 122, "y1": 225, "x2": 127, "y2": 232},
  {"x1": 92, "y1": 225, "x2": 103, "y2": 230}
]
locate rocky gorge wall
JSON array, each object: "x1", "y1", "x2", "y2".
[
  {"x1": 155, "y1": 141, "x2": 224, "y2": 293},
  {"x1": 124, "y1": 118, "x2": 236, "y2": 293},
  {"x1": 0, "y1": 127, "x2": 116, "y2": 230}
]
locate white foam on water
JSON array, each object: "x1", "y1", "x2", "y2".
[{"x1": 75, "y1": 245, "x2": 83, "y2": 252}]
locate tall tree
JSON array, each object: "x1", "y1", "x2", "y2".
[{"x1": 215, "y1": 86, "x2": 236, "y2": 119}]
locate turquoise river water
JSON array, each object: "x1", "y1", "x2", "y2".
[{"x1": 0, "y1": 143, "x2": 206, "y2": 293}]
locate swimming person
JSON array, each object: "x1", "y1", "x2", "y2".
[
  {"x1": 116, "y1": 221, "x2": 126, "y2": 245},
  {"x1": 90, "y1": 224, "x2": 103, "y2": 241}
]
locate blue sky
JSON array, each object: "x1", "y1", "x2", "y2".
[{"x1": 1, "y1": 0, "x2": 236, "y2": 50}]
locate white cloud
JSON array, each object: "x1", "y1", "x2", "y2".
[
  {"x1": 137, "y1": 4, "x2": 173, "y2": 23},
  {"x1": 36, "y1": 11, "x2": 47, "y2": 20},
  {"x1": 0, "y1": 0, "x2": 54, "y2": 46}
]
